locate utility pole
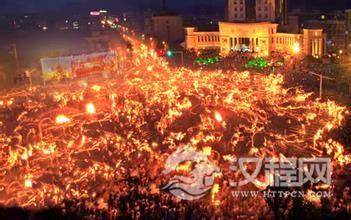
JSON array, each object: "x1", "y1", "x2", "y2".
[
  {"x1": 308, "y1": 71, "x2": 335, "y2": 99},
  {"x1": 10, "y1": 44, "x2": 20, "y2": 78}
]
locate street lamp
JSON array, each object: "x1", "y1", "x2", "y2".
[
  {"x1": 167, "y1": 50, "x2": 184, "y2": 66},
  {"x1": 308, "y1": 71, "x2": 335, "y2": 99},
  {"x1": 293, "y1": 42, "x2": 301, "y2": 54},
  {"x1": 166, "y1": 50, "x2": 173, "y2": 57}
]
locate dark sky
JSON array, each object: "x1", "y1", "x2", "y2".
[
  {"x1": 0, "y1": 0, "x2": 222, "y2": 13},
  {"x1": 0, "y1": 0, "x2": 350, "y2": 14}
]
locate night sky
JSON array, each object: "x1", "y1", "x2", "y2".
[{"x1": 0, "y1": 0, "x2": 351, "y2": 13}]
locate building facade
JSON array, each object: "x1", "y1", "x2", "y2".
[
  {"x1": 145, "y1": 13, "x2": 184, "y2": 44},
  {"x1": 185, "y1": 0, "x2": 325, "y2": 58},
  {"x1": 185, "y1": 28, "x2": 221, "y2": 50},
  {"x1": 303, "y1": 19, "x2": 347, "y2": 53},
  {"x1": 185, "y1": 22, "x2": 325, "y2": 58},
  {"x1": 227, "y1": 0, "x2": 287, "y2": 23},
  {"x1": 345, "y1": 9, "x2": 351, "y2": 49}
]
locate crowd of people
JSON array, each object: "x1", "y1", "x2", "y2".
[{"x1": 0, "y1": 38, "x2": 350, "y2": 219}]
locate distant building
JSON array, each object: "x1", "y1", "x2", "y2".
[
  {"x1": 186, "y1": 23, "x2": 324, "y2": 58},
  {"x1": 185, "y1": 0, "x2": 325, "y2": 58},
  {"x1": 226, "y1": 0, "x2": 287, "y2": 24},
  {"x1": 289, "y1": 10, "x2": 350, "y2": 53},
  {"x1": 346, "y1": 9, "x2": 351, "y2": 49},
  {"x1": 185, "y1": 27, "x2": 220, "y2": 51},
  {"x1": 13, "y1": 13, "x2": 44, "y2": 30},
  {"x1": 303, "y1": 19, "x2": 347, "y2": 53},
  {"x1": 145, "y1": 12, "x2": 184, "y2": 45}
]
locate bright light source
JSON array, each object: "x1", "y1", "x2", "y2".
[
  {"x1": 293, "y1": 42, "x2": 300, "y2": 54},
  {"x1": 55, "y1": 115, "x2": 70, "y2": 124},
  {"x1": 214, "y1": 112, "x2": 223, "y2": 122},
  {"x1": 90, "y1": 11, "x2": 100, "y2": 16},
  {"x1": 24, "y1": 179, "x2": 33, "y2": 188},
  {"x1": 91, "y1": 85, "x2": 102, "y2": 92},
  {"x1": 86, "y1": 103, "x2": 96, "y2": 114},
  {"x1": 167, "y1": 50, "x2": 173, "y2": 57}
]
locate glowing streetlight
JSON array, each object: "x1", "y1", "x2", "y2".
[
  {"x1": 166, "y1": 50, "x2": 173, "y2": 57},
  {"x1": 293, "y1": 42, "x2": 301, "y2": 54}
]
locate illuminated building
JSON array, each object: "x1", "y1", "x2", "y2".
[
  {"x1": 185, "y1": 0, "x2": 325, "y2": 58},
  {"x1": 185, "y1": 28, "x2": 220, "y2": 51}
]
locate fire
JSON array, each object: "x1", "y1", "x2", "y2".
[
  {"x1": 0, "y1": 32, "x2": 349, "y2": 215},
  {"x1": 214, "y1": 112, "x2": 223, "y2": 122},
  {"x1": 91, "y1": 85, "x2": 102, "y2": 92},
  {"x1": 211, "y1": 184, "x2": 220, "y2": 206},
  {"x1": 86, "y1": 103, "x2": 96, "y2": 114},
  {"x1": 24, "y1": 179, "x2": 33, "y2": 188},
  {"x1": 55, "y1": 114, "x2": 70, "y2": 124},
  {"x1": 203, "y1": 147, "x2": 212, "y2": 156}
]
